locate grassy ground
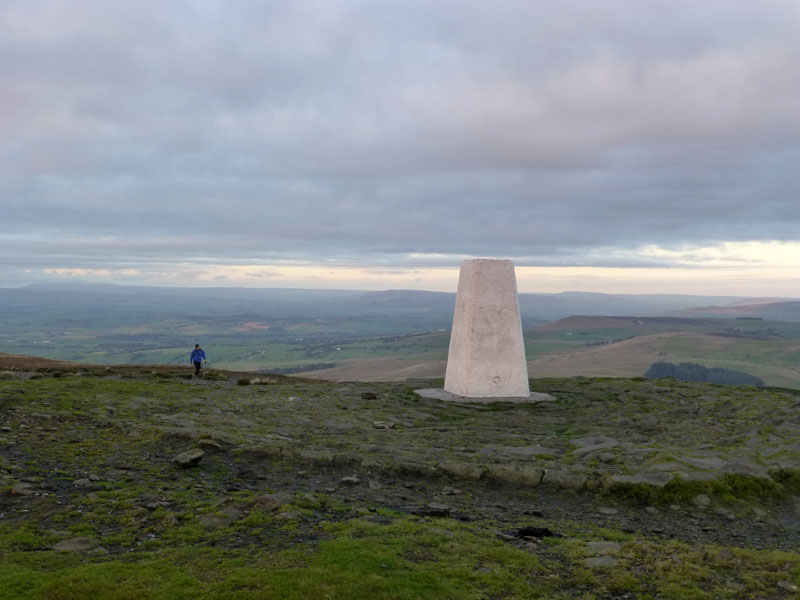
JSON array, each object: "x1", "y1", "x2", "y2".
[
  {"x1": 4, "y1": 517, "x2": 799, "y2": 600},
  {"x1": 1, "y1": 366, "x2": 800, "y2": 598}
]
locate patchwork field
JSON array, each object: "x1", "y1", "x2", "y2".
[{"x1": 3, "y1": 285, "x2": 800, "y2": 388}]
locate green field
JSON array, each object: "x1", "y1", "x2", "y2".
[
  {"x1": 3, "y1": 286, "x2": 800, "y2": 386},
  {"x1": 5, "y1": 315, "x2": 800, "y2": 387}
]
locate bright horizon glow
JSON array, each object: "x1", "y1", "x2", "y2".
[{"x1": 13, "y1": 240, "x2": 800, "y2": 297}]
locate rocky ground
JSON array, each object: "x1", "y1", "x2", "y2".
[{"x1": 1, "y1": 363, "x2": 800, "y2": 599}]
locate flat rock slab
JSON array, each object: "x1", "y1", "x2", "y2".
[
  {"x1": 574, "y1": 441, "x2": 619, "y2": 459},
  {"x1": 487, "y1": 464, "x2": 545, "y2": 487},
  {"x1": 171, "y1": 448, "x2": 204, "y2": 468},
  {"x1": 542, "y1": 469, "x2": 587, "y2": 489},
  {"x1": 679, "y1": 456, "x2": 726, "y2": 470},
  {"x1": 52, "y1": 537, "x2": 100, "y2": 552},
  {"x1": 609, "y1": 472, "x2": 674, "y2": 487},
  {"x1": 486, "y1": 444, "x2": 563, "y2": 457},
  {"x1": 573, "y1": 436, "x2": 619, "y2": 448},
  {"x1": 415, "y1": 388, "x2": 556, "y2": 404},
  {"x1": 585, "y1": 556, "x2": 618, "y2": 568}
]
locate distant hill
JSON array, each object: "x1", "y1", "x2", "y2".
[
  {"x1": 534, "y1": 315, "x2": 800, "y2": 339},
  {"x1": 3, "y1": 283, "x2": 800, "y2": 384},
  {"x1": 517, "y1": 291, "x2": 758, "y2": 323},
  {"x1": 668, "y1": 300, "x2": 800, "y2": 322},
  {"x1": 5, "y1": 282, "x2": 788, "y2": 326},
  {"x1": 526, "y1": 317, "x2": 800, "y2": 388},
  {"x1": 0, "y1": 352, "x2": 79, "y2": 369}
]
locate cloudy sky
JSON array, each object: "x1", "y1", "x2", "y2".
[{"x1": 2, "y1": 0, "x2": 800, "y2": 294}]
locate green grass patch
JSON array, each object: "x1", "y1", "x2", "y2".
[{"x1": 604, "y1": 473, "x2": 787, "y2": 506}]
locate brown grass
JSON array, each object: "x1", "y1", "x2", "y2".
[
  {"x1": 297, "y1": 357, "x2": 447, "y2": 382},
  {"x1": 0, "y1": 353, "x2": 80, "y2": 368}
]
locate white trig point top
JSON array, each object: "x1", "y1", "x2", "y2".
[{"x1": 444, "y1": 259, "x2": 530, "y2": 398}]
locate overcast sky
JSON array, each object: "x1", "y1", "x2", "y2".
[{"x1": 2, "y1": 0, "x2": 800, "y2": 294}]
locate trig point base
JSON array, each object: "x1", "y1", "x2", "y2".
[{"x1": 444, "y1": 259, "x2": 530, "y2": 398}]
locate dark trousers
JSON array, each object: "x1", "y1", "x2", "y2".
[{"x1": 193, "y1": 361, "x2": 202, "y2": 375}]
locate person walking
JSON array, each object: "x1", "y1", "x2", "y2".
[{"x1": 190, "y1": 344, "x2": 207, "y2": 376}]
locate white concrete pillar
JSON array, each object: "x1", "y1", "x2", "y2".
[{"x1": 444, "y1": 259, "x2": 530, "y2": 398}]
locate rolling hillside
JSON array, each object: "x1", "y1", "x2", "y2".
[
  {"x1": 524, "y1": 316, "x2": 800, "y2": 388},
  {"x1": 529, "y1": 332, "x2": 800, "y2": 388},
  {"x1": 669, "y1": 300, "x2": 800, "y2": 321},
  {"x1": 3, "y1": 283, "x2": 800, "y2": 387},
  {"x1": 296, "y1": 316, "x2": 800, "y2": 387}
]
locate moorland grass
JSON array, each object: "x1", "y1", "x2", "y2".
[{"x1": 2, "y1": 373, "x2": 800, "y2": 598}]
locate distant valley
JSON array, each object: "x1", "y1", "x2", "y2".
[{"x1": 2, "y1": 283, "x2": 799, "y2": 387}]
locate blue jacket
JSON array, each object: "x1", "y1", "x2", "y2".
[{"x1": 190, "y1": 348, "x2": 206, "y2": 363}]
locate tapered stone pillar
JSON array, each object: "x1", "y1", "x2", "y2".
[{"x1": 444, "y1": 259, "x2": 529, "y2": 398}]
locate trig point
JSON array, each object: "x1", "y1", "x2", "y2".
[{"x1": 444, "y1": 259, "x2": 530, "y2": 398}]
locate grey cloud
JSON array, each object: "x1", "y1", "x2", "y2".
[{"x1": 1, "y1": 0, "x2": 800, "y2": 280}]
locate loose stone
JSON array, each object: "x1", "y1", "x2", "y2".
[
  {"x1": 220, "y1": 506, "x2": 244, "y2": 520},
  {"x1": 197, "y1": 438, "x2": 224, "y2": 451},
  {"x1": 439, "y1": 461, "x2": 485, "y2": 480},
  {"x1": 597, "y1": 452, "x2": 616, "y2": 463},
  {"x1": 573, "y1": 441, "x2": 619, "y2": 459},
  {"x1": 414, "y1": 503, "x2": 450, "y2": 517},
  {"x1": 171, "y1": 448, "x2": 204, "y2": 468},
  {"x1": 516, "y1": 526, "x2": 557, "y2": 538},
  {"x1": 275, "y1": 511, "x2": 301, "y2": 521},
  {"x1": 52, "y1": 537, "x2": 99, "y2": 552},
  {"x1": 487, "y1": 464, "x2": 544, "y2": 487},
  {"x1": 609, "y1": 472, "x2": 672, "y2": 487},
  {"x1": 542, "y1": 469, "x2": 586, "y2": 489},
  {"x1": 196, "y1": 514, "x2": 232, "y2": 529},
  {"x1": 255, "y1": 493, "x2": 293, "y2": 511},
  {"x1": 11, "y1": 483, "x2": 34, "y2": 495}
]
